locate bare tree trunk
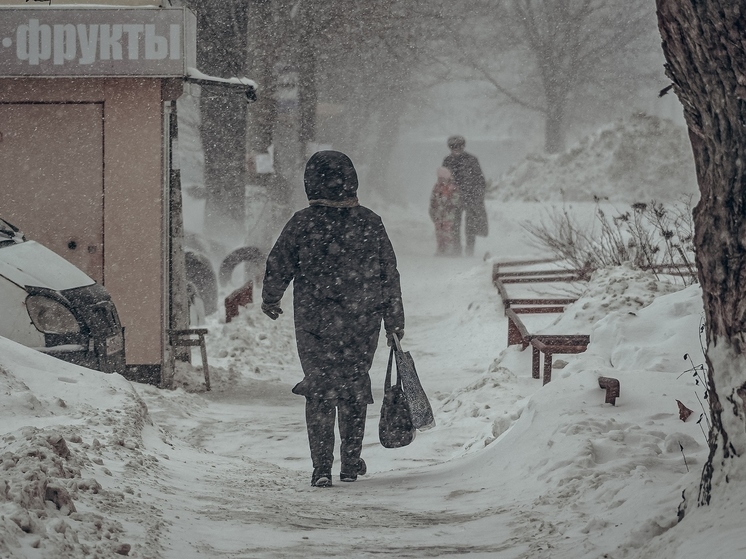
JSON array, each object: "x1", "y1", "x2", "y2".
[
  {"x1": 190, "y1": 0, "x2": 250, "y2": 248},
  {"x1": 656, "y1": 0, "x2": 746, "y2": 509},
  {"x1": 247, "y1": 0, "x2": 276, "y2": 155},
  {"x1": 297, "y1": 9, "x2": 317, "y2": 158},
  {"x1": 544, "y1": 87, "x2": 567, "y2": 154},
  {"x1": 365, "y1": 98, "x2": 407, "y2": 198},
  {"x1": 201, "y1": 92, "x2": 248, "y2": 243}
]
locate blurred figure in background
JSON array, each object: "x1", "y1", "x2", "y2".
[
  {"x1": 429, "y1": 166, "x2": 461, "y2": 256},
  {"x1": 442, "y1": 135, "x2": 488, "y2": 256}
]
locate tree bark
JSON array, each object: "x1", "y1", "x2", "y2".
[
  {"x1": 190, "y1": 0, "x2": 250, "y2": 247},
  {"x1": 296, "y1": 7, "x2": 317, "y2": 154},
  {"x1": 656, "y1": 0, "x2": 746, "y2": 508},
  {"x1": 247, "y1": 0, "x2": 276, "y2": 155},
  {"x1": 544, "y1": 85, "x2": 567, "y2": 154}
]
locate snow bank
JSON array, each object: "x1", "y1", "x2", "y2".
[
  {"x1": 0, "y1": 338, "x2": 164, "y2": 558},
  {"x1": 546, "y1": 263, "x2": 685, "y2": 332},
  {"x1": 171, "y1": 299, "x2": 301, "y2": 393},
  {"x1": 422, "y1": 267, "x2": 714, "y2": 557},
  {"x1": 494, "y1": 113, "x2": 699, "y2": 203}
]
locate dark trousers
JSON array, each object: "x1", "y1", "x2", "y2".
[
  {"x1": 458, "y1": 207, "x2": 477, "y2": 256},
  {"x1": 452, "y1": 207, "x2": 464, "y2": 254},
  {"x1": 465, "y1": 232, "x2": 476, "y2": 256},
  {"x1": 305, "y1": 397, "x2": 367, "y2": 474},
  {"x1": 453, "y1": 207, "x2": 476, "y2": 255}
]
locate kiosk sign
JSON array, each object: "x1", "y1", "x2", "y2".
[{"x1": 0, "y1": 8, "x2": 196, "y2": 77}]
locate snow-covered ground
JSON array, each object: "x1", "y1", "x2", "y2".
[{"x1": 3, "y1": 117, "x2": 745, "y2": 558}]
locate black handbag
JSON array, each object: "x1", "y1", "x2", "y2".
[{"x1": 379, "y1": 346, "x2": 416, "y2": 448}]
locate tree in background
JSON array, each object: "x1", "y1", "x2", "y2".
[
  {"x1": 183, "y1": 0, "x2": 662, "y2": 239},
  {"x1": 440, "y1": 0, "x2": 656, "y2": 153},
  {"x1": 292, "y1": 0, "x2": 431, "y2": 193},
  {"x1": 656, "y1": 1, "x2": 746, "y2": 510},
  {"x1": 184, "y1": 0, "x2": 250, "y2": 245},
  {"x1": 246, "y1": 0, "x2": 436, "y2": 204}
]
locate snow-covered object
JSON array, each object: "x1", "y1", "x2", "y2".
[
  {"x1": 495, "y1": 114, "x2": 699, "y2": 202},
  {"x1": 185, "y1": 67, "x2": 257, "y2": 90},
  {"x1": 546, "y1": 263, "x2": 684, "y2": 332},
  {"x1": 0, "y1": 240, "x2": 94, "y2": 291}
]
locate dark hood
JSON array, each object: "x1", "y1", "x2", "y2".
[{"x1": 304, "y1": 151, "x2": 359, "y2": 202}]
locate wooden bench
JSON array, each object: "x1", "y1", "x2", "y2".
[
  {"x1": 492, "y1": 261, "x2": 591, "y2": 282},
  {"x1": 494, "y1": 260, "x2": 590, "y2": 384},
  {"x1": 492, "y1": 258, "x2": 693, "y2": 400},
  {"x1": 498, "y1": 269, "x2": 591, "y2": 285}
]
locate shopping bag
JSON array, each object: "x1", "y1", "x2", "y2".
[
  {"x1": 379, "y1": 346, "x2": 416, "y2": 448},
  {"x1": 393, "y1": 336, "x2": 436, "y2": 430}
]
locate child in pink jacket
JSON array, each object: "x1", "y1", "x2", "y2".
[{"x1": 429, "y1": 166, "x2": 462, "y2": 255}]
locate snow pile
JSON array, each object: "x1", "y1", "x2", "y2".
[
  {"x1": 171, "y1": 300, "x2": 301, "y2": 393},
  {"x1": 0, "y1": 339, "x2": 165, "y2": 558},
  {"x1": 494, "y1": 113, "x2": 699, "y2": 202},
  {"x1": 546, "y1": 263, "x2": 685, "y2": 332},
  {"x1": 434, "y1": 268, "x2": 711, "y2": 557}
]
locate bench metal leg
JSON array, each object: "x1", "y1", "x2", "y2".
[
  {"x1": 543, "y1": 352, "x2": 553, "y2": 385},
  {"x1": 598, "y1": 376, "x2": 620, "y2": 405},
  {"x1": 532, "y1": 346, "x2": 540, "y2": 379},
  {"x1": 198, "y1": 334, "x2": 210, "y2": 391},
  {"x1": 164, "y1": 349, "x2": 175, "y2": 390},
  {"x1": 508, "y1": 318, "x2": 522, "y2": 346}
]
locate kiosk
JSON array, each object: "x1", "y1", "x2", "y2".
[{"x1": 0, "y1": 1, "x2": 197, "y2": 384}]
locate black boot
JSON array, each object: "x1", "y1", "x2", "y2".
[
  {"x1": 340, "y1": 458, "x2": 367, "y2": 482},
  {"x1": 312, "y1": 468, "x2": 333, "y2": 487}
]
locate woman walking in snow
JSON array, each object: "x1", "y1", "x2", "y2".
[
  {"x1": 261, "y1": 150, "x2": 405, "y2": 488},
  {"x1": 429, "y1": 166, "x2": 462, "y2": 255}
]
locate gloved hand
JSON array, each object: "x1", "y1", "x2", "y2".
[
  {"x1": 386, "y1": 328, "x2": 404, "y2": 347},
  {"x1": 261, "y1": 301, "x2": 283, "y2": 320}
]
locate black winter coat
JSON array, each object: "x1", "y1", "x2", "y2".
[
  {"x1": 443, "y1": 151, "x2": 489, "y2": 237},
  {"x1": 262, "y1": 151, "x2": 405, "y2": 403},
  {"x1": 442, "y1": 151, "x2": 486, "y2": 207}
]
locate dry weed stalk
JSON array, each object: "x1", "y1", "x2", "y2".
[{"x1": 522, "y1": 196, "x2": 696, "y2": 284}]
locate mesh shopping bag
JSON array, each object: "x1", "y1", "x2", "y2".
[{"x1": 393, "y1": 337, "x2": 436, "y2": 430}]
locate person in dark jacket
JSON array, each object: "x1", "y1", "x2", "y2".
[
  {"x1": 442, "y1": 135, "x2": 489, "y2": 256},
  {"x1": 261, "y1": 150, "x2": 405, "y2": 488}
]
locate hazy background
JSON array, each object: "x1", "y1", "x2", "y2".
[{"x1": 175, "y1": 0, "x2": 689, "y2": 255}]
